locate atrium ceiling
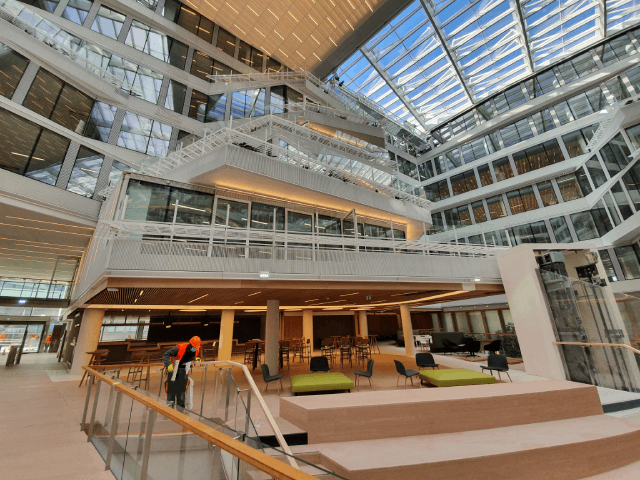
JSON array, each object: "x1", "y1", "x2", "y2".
[
  {"x1": 334, "y1": 0, "x2": 640, "y2": 133},
  {"x1": 182, "y1": 0, "x2": 401, "y2": 72}
]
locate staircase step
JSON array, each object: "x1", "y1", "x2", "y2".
[{"x1": 311, "y1": 415, "x2": 640, "y2": 480}]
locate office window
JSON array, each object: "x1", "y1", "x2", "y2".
[
  {"x1": 108, "y1": 160, "x2": 130, "y2": 186},
  {"x1": 169, "y1": 187, "x2": 214, "y2": 224},
  {"x1": 196, "y1": 15, "x2": 214, "y2": 43},
  {"x1": 83, "y1": 101, "x2": 116, "y2": 142},
  {"x1": 444, "y1": 149, "x2": 461, "y2": 170},
  {"x1": 461, "y1": 137, "x2": 488, "y2": 163},
  {"x1": 161, "y1": 0, "x2": 181, "y2": 23},
  {"x1": 477, "y1": 164, "x2": 492, "y2": 186},
  {"x1": 230, "y1": 89, "x2": 265, "y2": 118},
  {"x1": 492, "y1": 157, "x2": 513, "y2": 181},
  {"x1": 191, "y1": 51, "x2": 214, "y2": 81},
  {"x1": 125, "y1": 179, "x2": 171, "y2": 222},
  {"x1": 509, "y1": 224, "x2": 535, "y2": 244},
  {"x1": 0, "y1": 43, "x2": 30, "y2": 99},
  {"x1": 63, "y1": 0, "x2": 92, "y2": 25},
  {"x1": 626, "y1": 65, "x2": 640, "y2": 93},
  {"x1": 623, "y1": 162, "x2": 640, "y2": 210},
  {"x1": 477, "y1": 99, "x2": 495, "y2": 121},
  {"x1": 557, "y1": 173, "x2": 585, "y2": 202},
  {"x1": 125, "y1": 21, "x2": 188, "y2": 70},
  {"x1": 65, "y1": 147, "x2": 104, "y2": 197},
  {"x1": 23, "y1": 69, "x2": 95, "y2": 133},
  {"x1": 23, "y1": 69, "x2": 63, "y2": 119},
  {"x1": 165, "y1": 80, "x2": 187, "y2": 113},
  {"x1": 266, "y1": 57, "x2": 283, "y2": 73},
  {"x1": 525, "y1": 70, "x2": 560, "y2": 98},
  {"x1": 91, "y1": 6, "x2": 126, "y2": 39},
  {"x1": 485, "y1": 230, "x2": 509, "y2": 246},
  {"x1": 532, "y1": 109, "x2": 556, "y2": 134},
  {"x1": 486, "y1": 195, "x2": 507, "y2": 220},
  {"x1": 0, "y1": 108, "x2": 42, "y2": 174},
  {"x1": 507, "y1": 186, "x2": 538, "y2": 214},
  {"x1": 216, "y1": 28, "x2": 236, "y2": 57},
  {"x1": 24, "y1": 130, "x2": 70, "y2": 186},
  {"x1": 514, "y1": 139, "x2": 563, "y2": 174},
  {"x1": 586, "y1": 156, "x2": 608, "y2": 188},
  {"x1": 450, "y1": 170, "x2": 477, "y2": 195},
  {"x1": 418, "y1": 161, "x2": 434, "y2": 181},
  {"x1": 603, "y1": 192, "x2": 622, "y2": 226},
  {"x1": 433, "y1": 156, "x2": 446, "y2": 175},
  {"x1": 562, "y1": 125, "x2": 598, "y2": 158},
  {"x1": 287, "y1": 211, "x2": 313, "y2": 233},
  {"x1": 597, "y1": 36, "x2": 636, "y2": 66},
  {"x1": 213, "y1": 198, "x2": 247, "y2": 228},
  {"x1": 238, "y1": 41, "x2": 263, "y2": 71},
  {"x1": 531, "y1": 221, "x2": 551, "y2": 243},
  {"x1": 117, "y1": 112, "x2": 172, "y2": 157},
  {"x1": 556, "y1": 51, "x2": 598, "y2": 84},
  {"x1": 251, "y1": 203, "x2": 285, "y2": 230},
  {"x1": 500, "y1": 118, "x2": 534, "y2": 148},
  {"x1": 429, "y1": 212, "x2": 445, "y2": 234},
  {"x1": 537, "y1": 180, "x2": 558, "y2": 206},
  {"x1": 625, "y1": 124, "x2": 640, "y2": 150},
  {"x1": 550, "y1": 216, "x2": 573, "y2": 243},
  {"x1": 553, "y1": 101, "x2": 574, "y2": 125},
  {"x1": 611, "y1": 182, "x2": 634, "y2": 219},
  {"x1": 107, "y1": 56, "x2": 163, "y2": 103},
  {"x1": 605, "y1": 76, "x2": 630, "y2": 102},
  {"x1": 576, "y1": 166, "x2": 593, "y2": 196},
  {"x1": 188, "y1": 90, "x2": 227, "y2": 123},
  {"x1": 444, "y1": 205, "x2": 472, "y2": 229},
  {"x1": 601, "y1": 132, "x2": 632, "y2": 175},
  {"x1": 614, "y1": 245, "x2": 640, "y2": 280},
  {"x1": 471, "y1": 201, "x2": 487, "y2": 223},
  {"x1": 599, "y1": 249, "x2": 619, "y2": 281},
  {"x1": 21, "y1": 0, "x2": 59, "y2": 12}
]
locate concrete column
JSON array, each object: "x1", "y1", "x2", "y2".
[
  {"x1": 218, "y1": 310, "x2": 235, "y2": 360},
  {"x1": 400, "y1": 304, "x2": 415, "y2": 358},
  {"x1": 265, "y1": 300, "x2": 280, "y2": 373},
  {"x1": 70, "y1": 309, "x2": 105, "y2": 375},
  {"x1": 302, "y1": 310, "x2": 313, "y2": 347},
  {"x1": 358, "y1": 310, "x2": 368, "y2": 337}
]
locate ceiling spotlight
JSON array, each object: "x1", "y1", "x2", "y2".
[
  {"x1": 259, "y1": 271, "x2": 270, "y2": 278},
  {"x1": 18, "y1": 299, "x2": 26, "y2": 304},
  {"x1": 474, "y1": 278, "x2": 481, "y2": 282},
  {"x1": 107, "y1": 287, "x2": 119, "y2": 292}
]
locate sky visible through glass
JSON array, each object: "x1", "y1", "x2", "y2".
[{"x1": 336, "y1": 0, "x2": 640, "y2": 133}]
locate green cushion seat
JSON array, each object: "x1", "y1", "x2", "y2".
[
  {"x1": 419, "y1": 368, "x2": 497, "y2": 387},
  {"x1": 290, "y1": 372, "x2": 355, "y2": 393}
]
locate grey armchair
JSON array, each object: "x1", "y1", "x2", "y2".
[
  {"x1": 354, "y1": 359, "x2": 374, "y2": 390},
  {"x1": 261, "y1": 364, "x2": 284, "y2": 394},
  {"x1": 394, "y1": 360, "x2": 419, "y2": 388},
  {"x1": 481, "y1": 354, "x2": 512, "y2": 382}
]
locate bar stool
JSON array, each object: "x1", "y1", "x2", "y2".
[
  {"x1": 321, "y1": 338, "x2": 335, "y2": 365},
  {"x1": 127, "y1": 351, "x2": 151, "y2": 390},
  {"x1": 356, "y1": 338, "x2": 371, "y2": 365},
  {"x1": 279, "y1": 340, "x2": 291, "y2": 370},
  {"x1": 78, "y1": 349, "x2": 109, "y2": 387},
  {"x1": 339, "y1": 337, "x2": 352, "y2": 367},
  {"x1": 369, "y1": 334, "x2": 381, "y2": 354}
]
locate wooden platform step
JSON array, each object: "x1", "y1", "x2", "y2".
[
  {"x1": 306, "y1": 415, "x2": 640, "y2": 480},
  {"x1": 280, "y1": 380, "x2": 603, "y2": 443}
]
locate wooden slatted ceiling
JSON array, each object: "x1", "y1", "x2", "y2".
[
  {"x1": 85, "y1": 283, "x2": 505, "y2": 311},
  {"x1": 185, "y1": 0, "x2": 384, "y2": 71}
]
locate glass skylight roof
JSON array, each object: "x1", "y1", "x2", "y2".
[{"x1": 336, "y1": 0, "x2": 640, "y2": 132}]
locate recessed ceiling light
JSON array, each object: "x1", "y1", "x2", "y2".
[{"x1": 474, "y1": 278, "x2": 481, "y2": 282}]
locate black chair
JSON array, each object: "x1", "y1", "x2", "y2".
[
  {"x1": 481, "y1": 354, "x2": 512, "y2": 382},
  {"x1": 441, "y1": 338, "x2": 463, "y2": 355},
  {"x1": 310, "y1": 356, "x2": 330, "y2": 372},
  {"x1": 394, "y1": 360, "x2": 419, "y2": 389},
  {"x1": 260, "y1": 364, "x2": 284, "y2": 394},
  {"x1": 354, "y1": 359, "x2": 374, "y2": 390},
  {"x1": 483, "y1": 340, "x2": 502, "y2": 354},
  {"x1": 465, "y1": 340, "x2": 481, "y2": 357},
  {"x1": 416, "y1": 352, "x2": 439, "y2": 370}
]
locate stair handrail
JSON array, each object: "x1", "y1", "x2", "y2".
[
  {"x1": 81, "y1": 366, "x2": 311, "y2": 478},
  {"x1": 552, "y1": 341, "x2": 640, "y2": 355}
]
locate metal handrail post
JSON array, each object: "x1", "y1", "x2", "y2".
[
  {"x1": 87, "y1": 379, "x2": 102, "y2": 442},
  {"x1": 81, "y1": 374, "x2": 94, "y2": 431},
  {"x1": 139, "y1": 409, "x2": 157, "y2": 480},
  {"x1": 104, "y1": 390, "x2": 123, "y2": 471}
]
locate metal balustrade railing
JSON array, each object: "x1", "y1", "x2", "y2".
[
  {"x1": 137, "y1": 126, "x2": 431, "y2": 208},
  {"x1": 233, "y1": 114, "x2": 395, "y2": 168},
  {"x1": 0, "y1": 0, "x2": 139, "y2": 94},
  {"x1": 99, "y1": 220, "x2": 506, "y2": 256},
  {"x1": 206, "y1": 71, "x2": 430, "y2": 148},
  {"x1": 283, "y1": 101, "x2": 380, "y2": 127}
]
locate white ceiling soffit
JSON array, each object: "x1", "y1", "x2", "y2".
[{"x1": 335, "y1": 0, "x2": 640, "y2": 132}]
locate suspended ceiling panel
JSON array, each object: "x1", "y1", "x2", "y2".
[{"x1": 184, "y1": 0, "x2": 394, "y2": 71}]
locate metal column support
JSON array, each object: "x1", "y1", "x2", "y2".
[{"x1": 200, "y1": 365, "x2": 208, "y2": 416}]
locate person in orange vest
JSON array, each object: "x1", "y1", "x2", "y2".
[
  {"x1": 162, "y1": 336, "x2": 201, "y2": 407},
  {"x1": 45, "y1": 335, "x2": 51, "y2": 352}
]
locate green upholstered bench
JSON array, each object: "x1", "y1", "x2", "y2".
[
  {"x1": 419, "y1": 368, "x2": 497, "y2": 387},
  {"x1": 290, "y1": 372, "x2": 355, "y2": 394}
]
